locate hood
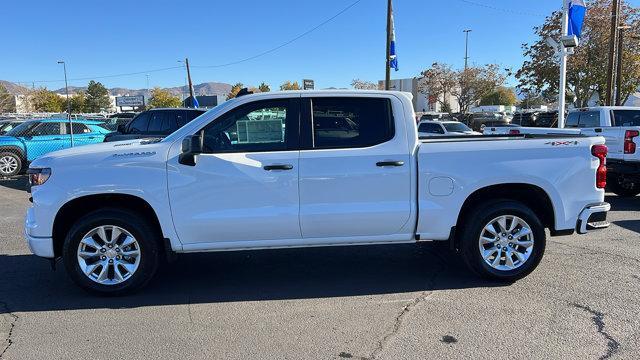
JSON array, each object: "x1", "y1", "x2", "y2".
[{"x1": 30, "y1": 139, "x2": 170, "y2": 168}]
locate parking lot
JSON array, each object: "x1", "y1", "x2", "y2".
[{"x1": 0, "y1": 176, "x2": 638, "y2": 360}]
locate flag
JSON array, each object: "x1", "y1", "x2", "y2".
[
  {"x1": 567, "y1": 0, "x2": 587, "y2": 38},
  {"x1": 389, "y1": 4, "x2": 398, "y2": 71},
  {"x1": 190, "y1": 84, "x2": 199, "y2": 108}
]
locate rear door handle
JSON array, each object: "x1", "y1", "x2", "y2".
[
  {"x1": 595, "y1": 128, "x2": 603, "y2": 133},
  {"x1": 263, "y1": 164, "x2": 294, "y2": 171},
  {"x1": 376, "y1": 161, "x2": 405, "y2": 167}
]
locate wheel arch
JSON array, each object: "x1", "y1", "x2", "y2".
[
  {"x1": 52, "y1": 193, "x2": 167, "y2": 258},
  {"x1": 456, "y1": 183, "x2": 556, "y2": 234},
  {"x1": 0, "y1": 145, "x2": 26, "y2": 161}
]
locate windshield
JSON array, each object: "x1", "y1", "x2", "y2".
[
  {"x1": 443, "y1": 122, "x2": 472, "y2": 132},
  {"x1": 5, "y1": 121, "x2": 38, "y2": 137}
]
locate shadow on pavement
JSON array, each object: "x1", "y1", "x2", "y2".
[
  {"x1": 606, "y1": 194, "x2": 638, "y2": 211},
  {"x1": 0, "y1": 175, "x2": 28, "y2": 192},
  {"x1": 0, "y1": 244, "x2": 504, "y2": 313}
]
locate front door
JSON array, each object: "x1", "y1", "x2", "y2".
[
  {"x1": 168, "y1": 98, "x2": 301, "y2": 245},
  {"x1": 298, "y1": 96, "x2": 412, "y2": 239},
  {"x1": 23, "y1": 122, "x2": 66, "y2": 160}
]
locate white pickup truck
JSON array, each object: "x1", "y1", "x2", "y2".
[
  {"x1": 485, "y1": 107, "x2": 640, "y2": 197},
  {"x1": 25, "y1": 91, "x2": 611, "y2": 295}
]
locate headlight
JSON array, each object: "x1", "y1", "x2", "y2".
[{"x1": 27, "y1": 168, "x2": 51, "y2": 186}]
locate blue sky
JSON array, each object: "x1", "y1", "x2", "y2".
[{"x1": 3, "y1": 0, "x2": 639, "y2": 90}]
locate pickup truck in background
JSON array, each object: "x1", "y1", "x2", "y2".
[
  {"x1": 485, "y1": 107, "x2": 640, "y2": 197},
  {"x1": 25, "y1": 91, "x2": 610, "y2": 295}
]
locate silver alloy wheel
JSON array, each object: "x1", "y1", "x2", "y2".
[
  {"x1": 0, "y1": 155, "x2": 18, "y2": 175},
  {"x1": 478, "y1": 215, "x2": 534, "y2": 271},
  {"x1": 77, "y1": 225, "x2": 141, "y2": 285}
]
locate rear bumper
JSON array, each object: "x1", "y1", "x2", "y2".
[{"x1": 576, "y1": 202, "x2": 610, "y2": 234}]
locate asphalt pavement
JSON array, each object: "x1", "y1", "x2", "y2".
[{"x1": 0, "y1": 176, "x2": 638, "y2": 359}]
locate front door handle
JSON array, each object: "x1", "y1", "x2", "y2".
[
  {"x1": 263, "y1": 164, "x2": 294, "y2": 171},
  {"x1": 594, "y1": 128, "x2": 603, "y2": 133},
  {"x1": 376, "y1": 161, "x2": 405, "y2": 167}
]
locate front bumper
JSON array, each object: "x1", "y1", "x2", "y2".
[
  {"x1": 576, "y1": 202, "x2": 611, "y2": 234},
  {"x1": 25, "y1": 206, "x2": 54, "y2": 258}
]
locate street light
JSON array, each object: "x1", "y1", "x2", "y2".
[
  {"x1": 57, "y1": 60, "x2": 73, "y2": 147},
  {"x1": 615, "y1": 25, "x2": 632, "y2": 106},
  {"x1": 463, "y1": 29, "x2": 472, "y2": 69}
]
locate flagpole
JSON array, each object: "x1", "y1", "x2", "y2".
[
  {"x1": 185, "y1": 57, "x2": 195, "y2": 107},
  {"x1": 558, "y1": 1, "x2": 569, "y2": 128},
  {"x1": 385, "y1": 0, "x2": 392, "y2": 90}
]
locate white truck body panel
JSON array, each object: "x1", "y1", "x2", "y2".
[{"x1": 25, "y1": 90, "x2": 607, "y2": 259}]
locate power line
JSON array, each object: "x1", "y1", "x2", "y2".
[
  {"x1": 193, "y1": 0, "x2": 365, "y2": 69},
  {"x1": 10, "y1": 0, "x2": 365, "y2": 85},
  {"x1": 455, "y1": 0, "x2": 546, "y2": 17}
]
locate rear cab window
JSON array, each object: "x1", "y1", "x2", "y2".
[
  {"x1": 305, "y1": 97, "x2": 394, "y2": 149},
  {"x1": 566, "y1": 111, "x2": 600, "y2": 128},
  {"x1": 613, "y1": 110, "x2": 640, "y2": 127}
]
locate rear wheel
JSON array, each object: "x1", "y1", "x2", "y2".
[
  {"x1": 459, "y1": 200, "x2": 546, "y2": 281},
  {"x1": 608, "y1": 174, "x2": 640, "y2": 197},
  {"x1": 62, "y1": 208, "x2": 160, "y2": 295},
  {"x1": 0, "y1": 152, "x2": 22, "y2": 177}
]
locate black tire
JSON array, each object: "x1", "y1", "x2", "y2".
[
  {"x1": 608, "y1": 174, "x2": 640, "y2": 197},
  {"x1": 62, "y1": 208, "x2": 160, "y2": 296},
  {"x1": 0, "y1": 151, "x2": 22, "y2": 177},
  {"x1": 459, "y1": 200, "x2": 546, "y2": 282}
]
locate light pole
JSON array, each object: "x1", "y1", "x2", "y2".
[
  {"x1": 463, "y1": 29, "x2": 472, "y2": 70},
  {"x1": 57, "y1": 60, "x2": 73, "y2": 147},
  {"x1": 615, "y1": 25, "x2": 631, "y2": 106},
  {"x1": 146, "y1": 74, "x2": 150, "y2": 105}
]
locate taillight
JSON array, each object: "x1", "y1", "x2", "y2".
[
  {"x1": 591, "y1": 144, "x2": 607, "y2": 189},
  {"x1": 509, "y1": 129, "x2": 521, "y2": 135},
  {"x1": 624, "y1": 130, "x2": 639, "y2": 154}
]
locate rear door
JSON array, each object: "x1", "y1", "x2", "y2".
[
  {"x1": 298, "y1": 95, "x2": 412, "y2": 239},
  {"x1": 569, "y1": 110, "x2": 623, "y2": 158}
]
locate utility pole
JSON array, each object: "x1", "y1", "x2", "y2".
[
  {"x1": 385, "y1": 0, "x2": 392, "y2": 90},
  {"x1": 463, "y1": 29, "x2": 472, "y2": 69},
  {"x1": 605, "y1": 0, "x2": 620, "y2": 106},
  {"x1": 558, "y1": 2, "x2": 570, "y2": 128},
  {"x1": 57, "y1": 60, "x2": 73, "y2": 147},
  {"x1": 185, "y1": 58, "x2": 195, "y2": 106},
  {"x1": 615, "y1": 24, "x2": 631, "y2": 106}
]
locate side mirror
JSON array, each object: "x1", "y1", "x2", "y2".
[
  {"x1": 179, "y1": 134, "x2": 203, "y2": 166},
  {"x1": 117, "y1": 124, "x2": 126, "y2": 133}
]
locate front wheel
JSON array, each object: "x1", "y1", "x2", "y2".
[
  {"x1": 459, "y1": 200, "x2": 546, "y2": 282},
  {"x1": 62, "y1": 208, "x2": 160, "y2": 295},
  {"x1": 0, "y1": 152, "x2": 22, "y2": 177},
  {"x1": 608, "y1": 174, "x2": 640, "y2": 197}
]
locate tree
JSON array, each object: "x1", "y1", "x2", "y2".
[
  {"x1": 0, "y1": 84, "x2": 15, "y2": 113},
  {"x1": 62, "y1": 92, "x2": 87, "y2": 113},
  {"x1": 480, "y1": 86, "x2": 518, "y2": 106},
  {"x1": 351, "y1": 79, "x2": 378, "y2": 90},
  {"x1": 418, "y1": 62, "x2": 507, "y2": 113},
  {"x1": 30, "y1": 88, "x2": 64, "y2": 112},
  {"x1": 148, "y1": 87, "x2": 182, "y2": 108},
  {"x1": 417, "y1": 63, "x2": 457, "y2": 111},
  {"x1": 226, "y1": 83, "x2": 244, "y2": 100},
  {"x1": 258, "y1": 82, "x2": 271, "y2": 93},
  {"x1": 516, "y1": 0, "x2": 640, "y2": 107},
  {"x1": 84, "y1": 80, "x2": 111, "y2": 112},
  {"x1": 280, "y1": 81, "x2": 301, "y2": 91},
  {"x1": 518, "y1": 90, "x2": 547, "y2": 108}
]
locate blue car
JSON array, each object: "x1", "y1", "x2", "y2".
[{"x1": 0, "y1": 119, "x2": 110, "y2": 176}]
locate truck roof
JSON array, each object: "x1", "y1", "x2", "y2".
[
  {"x1": 231, "y1": 89, "x2": 412, "y2": 100},
  {"x1": 572, "y1": 106, "x2": 639, "y2": 111}
]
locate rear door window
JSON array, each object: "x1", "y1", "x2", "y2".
[
  {"x1": 309, "y1": 97, "x2": 394, "y2": 149},
  {"x1": 613, "y1": 110, "x2": 640, "y2": 127},
  {"x1": 31, "y1": 122, "x2": 62, "y2": 136}
]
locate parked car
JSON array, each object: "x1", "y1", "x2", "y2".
[
  {"x1": 25, "y1": 91, "x2": 610, "y2": 295},
  {"x1": 101, "y1": 113, "x2": 138, "y2": 132},
  {"x1": 418, "y1": 120, "x2": 481, "y2": 137},
  {"x1": 468, "y1": 112, "x2": 511, "y2": 131},
  {"x1": 418, "y1": 112, "x2": 458, "y2": 122},
  {"x1": 0, "y1": 119, "x2": 110, "y2": 176},
  {"x1": 0, "y1": 120, "x2": 24, "y2": 135},
  {"x1": 104, "y1": 108, "x2": 205, "y2": 142}
]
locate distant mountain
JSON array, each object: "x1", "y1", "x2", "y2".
[
  {"x1": 54, "y1": 82, "x2": 232, "y2": 97},
  {"x1": 0, "y1": 80, "x2": 232, "y2": 98},
  {"x1": 0, "y1": 80, "x2": 30, "y2": 95}
]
